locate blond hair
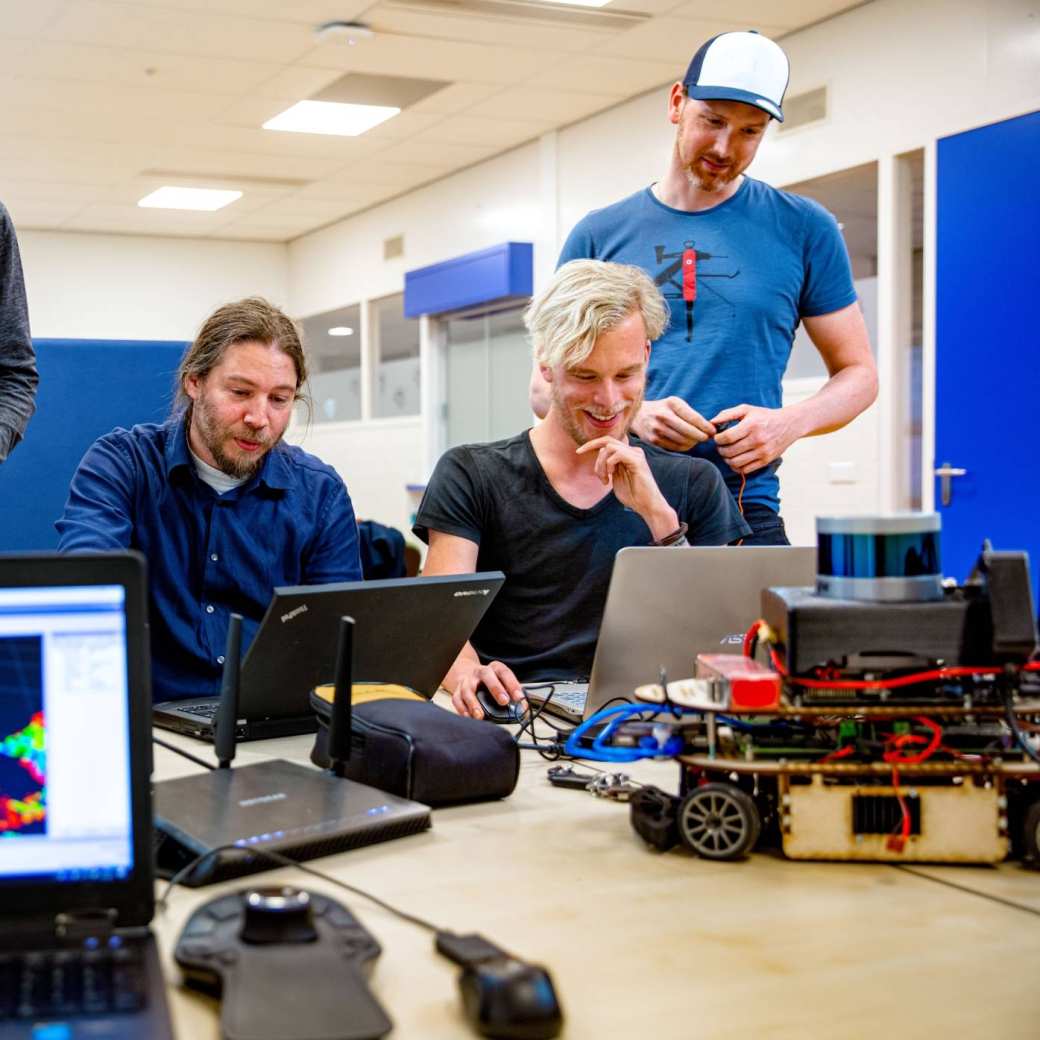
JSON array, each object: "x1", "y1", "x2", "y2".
[{"x1": 524, "y1": 260, "x2": 668, "y2": 369}]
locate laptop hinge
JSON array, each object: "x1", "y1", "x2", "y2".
[{"x1": 54, "y1": 908, "x2": 119, "y2": 941}]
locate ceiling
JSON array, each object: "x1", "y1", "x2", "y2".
[{"x1": 0, "y1": 0, "x2": 865, "y2": 243}]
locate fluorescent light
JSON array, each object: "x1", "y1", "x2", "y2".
[
  {"x1": 263, "y1": 100, "x2": 400, "y2": 137},
  {"x1": 138, "y1": 186, "x2": 242, "y2": 211},
  {"x1": 328, "y1": 326, "x2": 355, "y2": 336}
]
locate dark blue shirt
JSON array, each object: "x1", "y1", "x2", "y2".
[{"x1": 56, "y1": 419, "x2": 362, "y2": 701}]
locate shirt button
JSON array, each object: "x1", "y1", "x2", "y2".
[
  {"x1": 211, "y1": 553, "x2": 219, "y2": 562},
  {"x1": 217, "y1": 655, "x2": 225, "y2": 665},
  {"x1": 206, "y1": 605, "x2": 215, "y2": 614}
]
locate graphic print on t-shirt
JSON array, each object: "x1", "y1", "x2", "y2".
[{"x1": 652, "y1": 241, "x2": 740, "y2": 343}]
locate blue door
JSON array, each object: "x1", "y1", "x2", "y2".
[{"x1": 936, "y1": 111, "x2": 1040, "y2": 602}]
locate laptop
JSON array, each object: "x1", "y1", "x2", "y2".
[
  {"x1": 524, "y1": 546, "x2": 816, "y2": 724},
  {"x1": 0, "y1": 551, "x2": 174, "y2": 1039},
  {"x1": 154, "y1": 571, "x2": 505, "y2": 742}
]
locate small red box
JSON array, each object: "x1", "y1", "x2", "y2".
[{"x1": 695, "y1": 654, "x2": 782, "y2": 711}]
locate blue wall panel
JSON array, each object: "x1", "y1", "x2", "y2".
[
  {"x1": 936, "y1": 109, "x2": 1040, "y2": 603},
  {"x1": 0, "y1": 339, "x2": 186, "y2": 551},
  {"x1": 404, "y1": 242, "x2": 533, "y2": 317}
]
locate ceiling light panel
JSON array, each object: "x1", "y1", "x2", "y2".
[
  {"x1": 263, "y1": 99, "x2": 400, "y2": 136},
  {"x1": 137, "y1": 186, "x2": 242, "y2": 210}
]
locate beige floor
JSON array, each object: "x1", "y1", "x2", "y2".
[{"x1": 153, "y1": 720, "x2": 1040, "y2": 1040}]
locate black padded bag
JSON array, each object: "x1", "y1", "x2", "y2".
[{"x1": 310, "y1": 693, "x2": 520, "y2": 807}]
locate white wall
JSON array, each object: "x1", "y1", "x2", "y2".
[
  {"x1": 19, "y1": 230, "x2": 288, "y2": 341},
  {"x1": 284, "y1": 0, "x2": 1040, "y2": 539},
  {"x1": 287, "y1": 416, "x2": 425, "y2": 539}
]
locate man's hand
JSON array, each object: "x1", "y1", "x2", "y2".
[
  {"x1": 448, "y1": 657, "x2": 526, "y2": 719},
  {"x1": 575, "y1": 436, "x2": 679, "y2": 541},
  {"x1": 631, "y1": 396, "x2": 716, "y2": 451},
  {"x1": 711, "y1": 404, "x2": 805, "y2": 475}
]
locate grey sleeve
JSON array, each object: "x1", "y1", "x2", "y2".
[{"x1": 0, "y1": 203, "x2": 37, "y2": 463}]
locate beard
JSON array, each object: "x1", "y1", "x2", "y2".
[
  {"x1": 551, "y1": 381, "x2": 643, "y2": 448},
  {"x1": 677, "y1": 142, "x2": 739, "y2": 194},
  {"x1": 190, "y1": 394, "x2": 277, "y2": 479}
]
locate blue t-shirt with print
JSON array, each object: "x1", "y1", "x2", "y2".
[{"x1": 557, "y1": 178, "x2": 857, "y2": 512}]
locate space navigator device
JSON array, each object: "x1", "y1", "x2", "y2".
[{"x1": 175, "y1": 886, "x2": 392, "y2": 1040}]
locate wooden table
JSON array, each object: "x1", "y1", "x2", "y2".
[{"x1": 152, "y1": 710, "x2": 1040, "y2": 1040}]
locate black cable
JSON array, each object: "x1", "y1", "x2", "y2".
[
  {"x1": 153, "y1": 735, "x2": 216, "y2": 771},
  {"x1": 1002, "y1": 682, "x2": 1040, "y2": 766},
  {"x1": 890, "y1": 864, "x2": 1040, "y2": 919},
  {"x1": 157, "y1": 842, "x2": 443, "y2": 934}
]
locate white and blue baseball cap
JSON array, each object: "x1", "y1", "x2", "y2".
[{"x1": 683, "y1": 31, "x2": 790, "y2": 122}]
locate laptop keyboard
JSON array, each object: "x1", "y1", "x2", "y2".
[
  {"x1": 525, "y1": 683, "x2": 588, "y2": 714},
  {"x1": 0, "y1": 942, "x2": 147, "y2": 1020},
  {"x1": 180, "y1": 702, "x2": 218, "y2": 719}
]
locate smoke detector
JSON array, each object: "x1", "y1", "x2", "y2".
[{"x1": 315, "y1": 20, "x2": 375, "y2": 45}]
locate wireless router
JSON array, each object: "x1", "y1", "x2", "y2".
[{"x1": 153, "y1": 615, "x2": 431, "y2": 886}]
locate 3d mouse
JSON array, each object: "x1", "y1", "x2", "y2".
[
  {"x1": 475, "y1": 688, "x2": 529, "y2": 724},
  {"x1": 458, "y1": 955, "x2": 563, "y2": 1039}
]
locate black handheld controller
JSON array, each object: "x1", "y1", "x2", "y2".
[{"x1": 175, "y1": 886, "x2": 393, "y2": 1040}]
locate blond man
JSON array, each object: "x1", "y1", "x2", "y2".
[{"x1": 415, "y1": 260, "x2": 748, "y2": 719}]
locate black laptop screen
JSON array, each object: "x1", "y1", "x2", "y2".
[{"x1": 0, "y1": 583, "x2": 134, "y2": 884}]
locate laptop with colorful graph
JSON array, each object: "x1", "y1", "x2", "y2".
[{"x1": 0, "y1": 552, "x2": 174, "y2": 1038}]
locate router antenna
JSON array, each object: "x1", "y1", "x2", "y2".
[
  {"x1": 327, "y1": 615, "x2": 355, "y2": 777},
  {"x1": 214, "y1": 613, "x2": 243, "y2": 769}
]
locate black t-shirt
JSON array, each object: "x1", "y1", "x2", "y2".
[{"x1": 413, "y1": 431, "x2": 749, "y2": 681}]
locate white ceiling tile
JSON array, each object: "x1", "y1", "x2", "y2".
[
  {"x1": 373, "y1": 137, "x2": 500, "y2": 167},
  {"x1": 467, "y1": 86, "x2": 623, "y2": 124},
  {"x1": 249, "y1": 65, "x2": 347, "y2": 101},
  {"x1": 304, "y1": 160, "x2": 448, "y2": 191},
  {"x1": 114, "y1": 0, "x2": 370, "y2": 23},
  {"x1": 300, "y1": 33, "x2": 563, "y2": 84},
  {"x1": 596, "y1": 17, "x2": 767, "y2": 62},
  {"x1": 536, "y1": 55, "x2": 679, "y2": 95},
  {"x1": 17, "y1": 42, "x2": 286, "y2": 95},
  {"x1": 144, "y1": 146, "x2": 347, "y2": 182},
  {"x1": 668, "y1": 0, "x2": 860, "y2": 30},
  {"x1": 366, "y1": 7, "x2": 611, "y2": 53},
  {"x1": 406, "y1": 81, "x2": 495, "y2": 117},
  {"x1": 43, "y1": 1, "x2": 316, "y2": 64},
  {"x1": 63, "y1": 202, "x2": 234, "y2": 235},
  {"x1": 1, "y1": 200, "x2": 87, "y2": 229},
  {"x1": 1, "y1": 0, "x2": 71, "y2": 38},
  {"x1": 411, "y1": 114, "x2": 551, "y2": 147}
]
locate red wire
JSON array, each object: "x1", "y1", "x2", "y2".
[
  {"x1": 818, "y1": 744, "x2": 857, "y2": 763},
  {"x1": 769, "y1": 647, "x2": 1001, "y2": 690},
  {"x1": 742, "y1": 619, "x2": 762, "y2": 658},
  {"x1": 887, "y1": 764, "x2": 912, "y2": 853},
  {"x1": 883, "y1": 716, "x2": 943, "y2": 764}
]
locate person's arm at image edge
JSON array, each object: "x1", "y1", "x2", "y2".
[
  {"x1": 0, "y1": 206, "x2": 37, "y2": 463},
  {"x1": 422, "y1": 529, "x2": 525, "y2": 718}
]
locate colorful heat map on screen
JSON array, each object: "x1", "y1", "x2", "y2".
[{"x1": 0, "y1": 635, "x2": 47, "y2": 836}]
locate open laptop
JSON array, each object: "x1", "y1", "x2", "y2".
[
  {"x1": 0, "y1": 551, "x2": 174, "y2": 1039},
  {"x1": 524, "y1": 546, "x2": 816, "y2": 724},
  {"x1": 154, "y1": 571, "x2": 505, "y2": 742}
]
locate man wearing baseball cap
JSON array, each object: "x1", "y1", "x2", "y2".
[{"x1": 543, "y1": 30, "x2": 877, "y2": 544}]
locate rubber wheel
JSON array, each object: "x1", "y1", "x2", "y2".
[
  {"x1": 1022, "y1": 800, "x2": 1040, "y2": 868},
  {"x1": 677, "y1": 783, "x2": 761, "y2": 860}
]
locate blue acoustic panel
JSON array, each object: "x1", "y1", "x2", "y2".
[
  {"x1": 0, "y1": 339, "x2": 186, "y2": 551},
  {"x1": 936, "y1": 110, "x2": 1040, "y2": 604},
  {"x1": 404, "y1": 241, "x2": 533, "y2": 317}
]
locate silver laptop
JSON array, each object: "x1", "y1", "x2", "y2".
[{"x1": 524, "y1": 546, "x2": 816, "y2": 723}]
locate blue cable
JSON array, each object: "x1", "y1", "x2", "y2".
[{"x1": 563, "y1": 702, "x2": 690, "y2": 762}]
